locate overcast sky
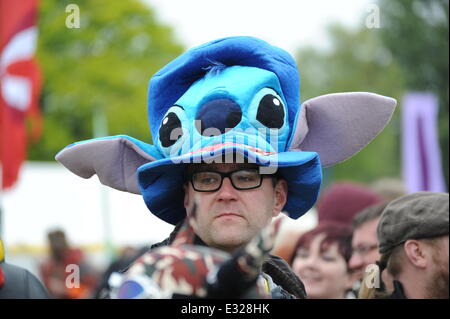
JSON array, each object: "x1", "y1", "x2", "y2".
[{"x1": 145, "y1": 0, "x2": 374, "y2": 55}]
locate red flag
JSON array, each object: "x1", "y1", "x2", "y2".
[{"x1": 0, "y1": 0, "x2": 42, "y2": 189}]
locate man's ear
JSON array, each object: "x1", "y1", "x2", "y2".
[
  {"x1": 183, "y1": 183, "x2": 190, "y2": 209},
  {"x1": 273, "y1": 179, "x2": 288, "y2": 217},
  {"x1": 404, "y1": 240, "x2": 427, "y2": 269}
]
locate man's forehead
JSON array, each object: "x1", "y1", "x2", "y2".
[{"x1": 353, "y1": 218, "x2": 379, "y2": 243}]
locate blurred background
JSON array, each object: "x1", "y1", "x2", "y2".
[{"x1": 0, "y1": 0, "x2": 448, "y2": 298}]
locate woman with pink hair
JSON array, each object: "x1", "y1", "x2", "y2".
[{"x1": 290, "y1": 222, "x2": 355, "y2": 299}]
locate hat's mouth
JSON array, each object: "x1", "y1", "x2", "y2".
[{"x1": 164, "y1": 126, "x2": 284, "y2": 159}]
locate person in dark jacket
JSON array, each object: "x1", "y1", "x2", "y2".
[
  {"x1": 56, "y1": 36, "x2": 396, "y2": 299},
  {"x1": 141, "y1": 165, "x2": 308, "y2": 298}
]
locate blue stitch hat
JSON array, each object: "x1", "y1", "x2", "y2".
[
  {"x1": 138, "y1": 36, "x2": 321, "y2": 224},
  {"x1": 147, "y1": 36, "x2": 301, "y2": 143},
  {"x1": 56, "y1": 36, "x2": 396, "y2": 226}
]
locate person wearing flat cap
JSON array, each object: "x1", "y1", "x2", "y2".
[{"x1": 359, "y1": 192, "x2": 449, "y2": 299}]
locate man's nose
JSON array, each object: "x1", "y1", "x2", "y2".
[{"x1": 216, "y1": 177, "x2": 238, "y2": 200}]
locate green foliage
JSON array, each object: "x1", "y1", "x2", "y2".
[
  {"x1": 378, "y1": 0, "x2": 449, "y2": 188},
  {"x1": 29, "y1": 0, "x2": 184, "y2": 160},
  {"x1": 297, "y1": 25, "x2": 406, "y2": 185}
]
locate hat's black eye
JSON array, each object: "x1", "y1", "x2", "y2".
[
  {"x1": 256, "y1": 94, "x2": 285, "y2": 129},
  {"x1": 159, "y1": 112, "x2": 183, "y2": 147}
]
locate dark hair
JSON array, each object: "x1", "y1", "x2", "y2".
[
  {"x1": 352, "y1": 202, "x2": 388, "y2": 230},
  {"x1": 290, "y1": 222, "x2": 353, "y2": 266}
]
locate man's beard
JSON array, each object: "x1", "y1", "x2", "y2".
[{"x1": 425, "y1": 249, "x2": 449, "y2": 299}]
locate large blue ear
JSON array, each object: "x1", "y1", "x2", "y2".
[
  {"x1": 288, "y1": 92, "x2": 396, "y2": 167},
  {"x1": 55, "y1": 135, "x2": 163, "y2": 194}
]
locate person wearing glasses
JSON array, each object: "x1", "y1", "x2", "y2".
[
  {"x1": 183, "y1": 163, "x2": 286, "y2": 254},
  {"x1": 348, "y1": 202, "x2": 398, "y2": 296},
  {"x1": 349, "y1": 202, "x2": 388, "y2": 279},
  {"x1": 56, "y1": 36, "x2": 397, "y2": 298}
]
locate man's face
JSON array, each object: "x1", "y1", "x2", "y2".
[
  {"x1": 183, "y1": 163, "x2": 287, "y2": 253},
  {"x1": 349, "y1": 217, "x2": 380, "y2": 279}
]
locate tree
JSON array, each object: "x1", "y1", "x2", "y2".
[
  {"x1": 378, "y1": 0, "x2": 449, "y2": 188},
  {"x1": 29, "y1": 0, "x2": 184, "y2": 160},
  {"x1": 296, "y1": 24, "x2": 406, "y2": 185}
]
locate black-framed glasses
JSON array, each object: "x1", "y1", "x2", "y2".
[{"x1": 190, "y1": 168, "x2": 269, "y2": 192}]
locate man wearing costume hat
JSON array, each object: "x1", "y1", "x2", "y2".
[{"x1": 56, "y1": 36, "x2": 396, "y2": 298}]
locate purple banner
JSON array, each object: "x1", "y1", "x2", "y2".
[{"x1": 401, "y1": 92, "x2": 446, "y2": 193}]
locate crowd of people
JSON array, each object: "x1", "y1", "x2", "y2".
[
  {"x1": 1, "y1": 36, "x2": 448, "y2": 300},
  {"x1": 283, "y1": 183, "x2": 448, "y2": 299},
  {"x1": 6, "y1": 181, "x2": 446, "y2": 300}
]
